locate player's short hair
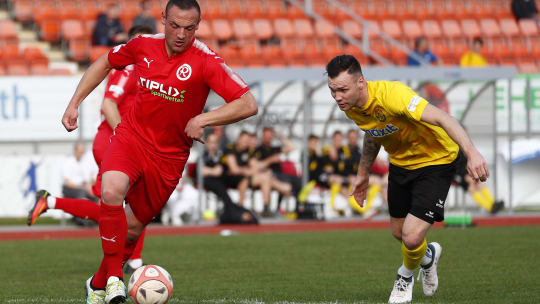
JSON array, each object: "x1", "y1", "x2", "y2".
[
  {"x1": 262, "y1": 127, "x2": 274, "y2": 133},
  {"x1": 326, "y1": 55, "x2": 363, "y2": 79},
  {"x1": 128, "y1": 25, "x2": 154, "y2": 39},
  {"x1": 165, "y1": 0, "x2": 201, "y2": 19}
]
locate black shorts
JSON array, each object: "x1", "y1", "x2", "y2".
[{"x1": 387, "y1": 154, "x2": 460, "y2": 224}]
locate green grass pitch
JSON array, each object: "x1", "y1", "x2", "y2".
[{"x1": 1, "y1": 226, "x2": 539, "y2": 304}]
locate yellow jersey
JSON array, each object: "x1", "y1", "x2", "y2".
[
  {"x1": 345, "y1": 81, "x2": 458, "y2": 170},
  {"x1": 459, "y1": 51, "x2": 487, "y2": 67}
]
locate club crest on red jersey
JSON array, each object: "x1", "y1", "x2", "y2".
[{"x1": 177, "y1": 64, "x2": 192, "y2": 81}]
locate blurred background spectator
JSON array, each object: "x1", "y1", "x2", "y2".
[
  {"x1": 511, "y1": 0, "x2": 539, "y2": 22},
  {"x1": 407, "y1": 36, "x2": 439, "y2": 66},
  {"x1": 92, "y1": 3, "x2": 128, "y2": 46},
  {"x1": 132, "y1": 0, "x2": 157, "y2": 34},
  {"x1": 460, "y1": 37, "x2": 488, "y2": 67}
]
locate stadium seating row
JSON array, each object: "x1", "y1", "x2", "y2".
[
  {"x1": 0, "y1": 45, "x2": 71, "y2": 75},
  {"x1": 11, "y1": 0, "x2": 520, "y2": 22}
]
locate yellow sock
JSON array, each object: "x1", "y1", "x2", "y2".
[
  {"x1": 330, "y1": 184, "x2": 341, "y2": 210},
  {"x1": 298, "y1": 180, "x2": 316, "y2": 203},
  {"x1": 472, "y1": 191, "x2": 493, "y2": 211},
  {"x1": 481, "y1": 187, "x2": 495, "y2": 207},
  {"x1": 401, "y1": 239, "x2": 427, "y2": 271}
]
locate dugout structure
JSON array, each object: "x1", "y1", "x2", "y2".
[{"x1": 207, "y1": 65, "x2": 536, "y2": 213}]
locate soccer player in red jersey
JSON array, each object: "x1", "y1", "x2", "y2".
[
  {"x1": 62, "y1": 1, "x2": 258, "y2": 303},
  {"x1": 27, "y1": 26, "x2": 155, "y2": 275}
]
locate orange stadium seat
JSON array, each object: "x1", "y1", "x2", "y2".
[
  {"x1": 6, "y1": 61, "x2": 29, "y2": 76},
  {"x1": 303, "y1": 40, "x2": 324, "y2": 66},
  {"x1": 341, "y1": 20, "x2": 362, "y2": 39},
  {"x1": 510, "y1": 41, "x2": 530, "y2": 59},
  {"x1": 409, "y1": 0, "x2": 429, "y2": 20},
  {"x1": 211, "y1": 19, "x2": 234, "y2": 41},
  {"x1": 321, "y1": 39, "x2": 342, "y2": 61},
  {"x1": 201, "y1": 0, "x2": 224, "y2": 20},
  {"x1": 351, "y1": 2, "x2": 370, "y2": 19},
  {"x1": 265, "y1": 1, "x2": 284, "y2": 20},
  {"x1": 518, "y1": 19, "x2": 539, "y2": 38},
  {"x1": 252, "y1": 19, "x2": 274, "y2": 41},
  {"x1": 85, "y1": 20, "x2": 97, "y2": 37},
  {"x1": 273, "y1": 18, "x2": 295, "y2": 40},
  {"x1": 245, "y1": 1, "x2": 264, "y2": 20},
  {"x1": 466, "y1": 1, "x2": 489, "y2": 19},
  {"x1": 218, "y1": 44, "x2": 242, "y2": 67},
  {"x1": 460, "y1": 19, "x2": 481, "y2": 40},
  {"x1": 445, "y1": 1, "x2": 468, "y2": 20},
  {"x1": 40, "y1": 20, "x2": 61, "y2": 42},
  {"x1": 389, "y1": 45, "x2": 408, "y2": 65},
  {"x1": 29, "y1": 62, "x2": 50, "y2": 75},
  {"x1": 232, "y1": 19, "x2": 255, "y2": 40},
  {"x1": 390, "y1": 1, "x2": 410, "y2": 21},
  {"x1": 342, "y1": 43, "x2": 368, "y2": 65},
  {"x1": 480, "y1": 19, "x2": 502, "y2": 39},
  {"x1": 90, "y1": 46, "x2": 110, "y2": 62},
  {"x1": 239, "y1": 41, "x2": 263, "y2": 66},
  {"x1": 13, "y1": 0, "x2": 33, "y2": 22},
  {"x1": 367, "y1": 1, "x2": 390, "y2": 20},
  {"x1": 491, "y1": 41, "x2": 512, "y2": 63},
  {"x1": 59, "y1": 5, "x2": 80, "y2": 21},
  {"x1": 196, "y1": 20, "x2": 213, "y2": 40},
  {"x1": 260, "y1": 44, "x2": 283, "y2": 66},
  {"x1": 286, "y1": 5, "x2": 305, "y2": 20},
  {"x1": 499, "y1": 18, "x2": 521, "y2": 39},
  {"x1": 431, "y1": 41, "x2": 451, "y2": 65},
  {"x1": 225, "y1": 0, "x2": 244, "y2": 18},
  {"x1": 422, "y1": 20, "x2": 443, "y2": 40},
  {"x1": 280, "y1": 40, "x2": 305, "y2": 66},
  {"x1": 312, "y1": 1, "x2": 334, "y2": 20},
  {"x1": 61, "y1": 20, "x2": 86, "y2": 40},
  {"x1": 34, "y1": 5, "x2": 60, "y2": 26},
  {"x1": 381, "y1": 20, "x2": 402, "y2": 40},
  {"x1": 293, "y1": 19, "x2": 315, "y2": 39},
  {"x1": 23, "y1": 47, "x2": 48, "y2": 66},
  {"x1": 314, "y1": 20, "x2": 335, "y2": 40},
  {"x1": 450, "y1": 41, "x2": 469, "y2": 63},
  {"x1": 69, "y1": 38, "x2": 91, "y2": 62},
  {"x1": 0, "y1": 20, "x2": 19, "y2": 47},
  {"x1": 517, "y1": 61, "x2": 538, "y2": 73},
  {"x1": 441, "y1": 19, "x2": 463, "y2": 42},
  {"x1": 402, "y1": 20, "x2": 423, "y2": 40}
]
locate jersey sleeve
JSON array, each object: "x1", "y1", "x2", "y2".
[
  {"x1": 204, "y1": 55, "x2": 250, "y2": 103},
  {"x1": 103, "y1": 69, "x2": 130, "y2": 103},
  {"x1": 383, "y1": 82, "x2": 428, "y2": 122},
  {"x1": 107, "y1": 37, "x2": 141, "y2": 69}
]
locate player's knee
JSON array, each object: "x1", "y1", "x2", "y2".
[
  {"x1": 401, "y1": 233, "x2": 424, "y2": 249},
  {"x1": 101, "y1": 187, "x2": 124, "y2": 206}
]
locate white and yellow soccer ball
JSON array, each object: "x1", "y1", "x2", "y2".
[{"x1": 127, "y1": 265, "x2": 173, "y2": 304}]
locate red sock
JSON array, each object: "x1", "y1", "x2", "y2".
[
  {"x1": 92, "y1": 259, "x2": 108, "y2": 289},
  {"x1": 129, "y1": 228, "x2": 146, "y2": 261},
  {"x1": 55, "y1": 197, "x2": 100, "y2": 222},
  {"x1": 98, "y1": 201, "x2": 126, "y2": 280}
]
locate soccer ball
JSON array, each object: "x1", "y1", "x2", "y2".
[{"x1": 128, "y1": 265, "x2": 173, "y2": 304}]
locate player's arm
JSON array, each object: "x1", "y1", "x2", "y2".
[
  {"x1": 349, "y1": 134, "x2": 381, "y2": 206},
  {"x1": 62, "y1": 55, "x2": 113, "y2": 131},
  {"x1": 420, "y1": 103, "x2": 489, "y2": 182},
  {"x1": 226, "y1": 154, "x2": 247, "y2": 176},
  {"x1": 101, "y1": 98, "x2": 122, "y2": 129},
  {"x1": 202, "y1": 164, "x2": 223, "y2": 177},
  {"x1": 185, "y1": 92, "x2": 258, "y2": 143}
]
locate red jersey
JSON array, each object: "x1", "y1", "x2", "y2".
[
  {"x1": 97, "y1": 64, "x2": 138, "y2": 134},
  {"x1": 107, "y1": 34, "x2": 250, "y2": 160}
]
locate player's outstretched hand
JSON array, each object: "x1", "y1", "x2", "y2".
[
  {"x1": 466, "y1": 149, "x2": 489, "y2": 182},
  {"x1": 62, "y1": 106, "x2": 79, "y2": 132},
  {"x1": 349, "y1": 173, "x2": 370, "y2": 207},
  {"x1": 185, "y1": 115, "x2": 205, "y2": 144}
]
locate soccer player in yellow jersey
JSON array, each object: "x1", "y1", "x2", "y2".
[{"x1": 326, "y1": 55, "x2": 489, "y2": 303}]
